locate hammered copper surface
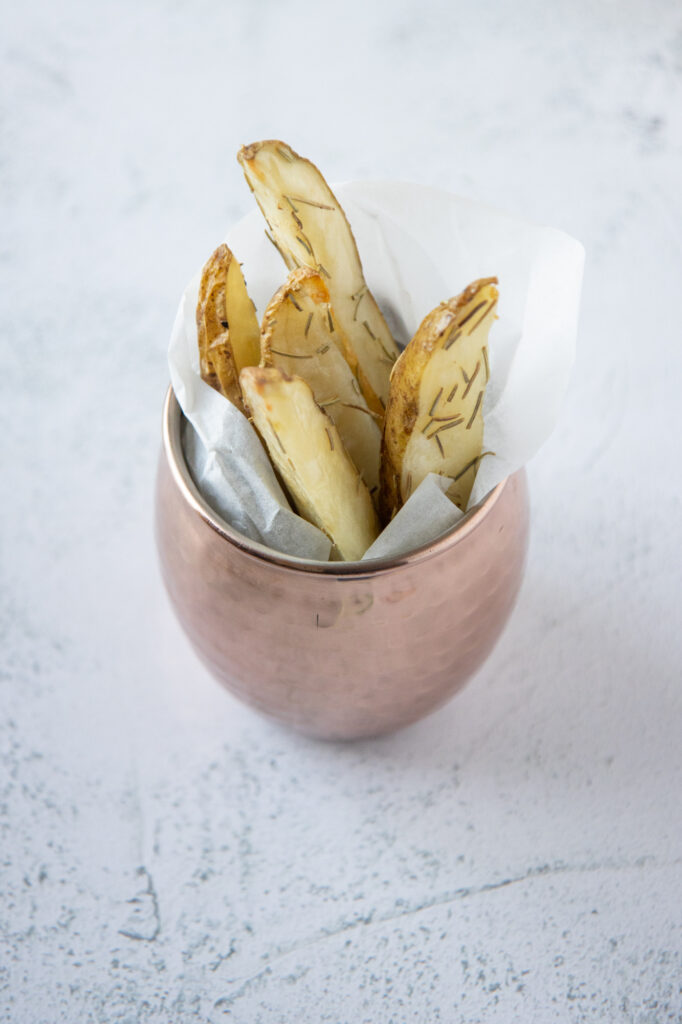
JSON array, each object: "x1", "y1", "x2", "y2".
[{"x1": 156, "y1": 389, "x2": 530, "y2": 740}]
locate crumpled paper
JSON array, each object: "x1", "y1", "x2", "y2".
[{"x1": 168, "y1": 181, "x2": 584, "y2": 562}]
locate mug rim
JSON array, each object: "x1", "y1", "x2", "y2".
[{"x1": 162, "y1": 386, "x2": 511, "y2": 577}]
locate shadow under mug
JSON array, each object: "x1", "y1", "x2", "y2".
[{"x1": 156, "y1": 388, "x2": 530, "y2": 740}]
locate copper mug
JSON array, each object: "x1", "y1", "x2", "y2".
[{"x1": 156, "y1": 388, "x2": 530, "y2": 740}]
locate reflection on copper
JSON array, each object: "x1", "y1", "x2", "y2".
[{"x1": 156, "y1": 389, "x2": 529, "y2": 740}]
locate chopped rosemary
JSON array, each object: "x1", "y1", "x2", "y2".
[
  {"x1": 444, "y1": 329, "x2": 462, "y2": 351},
  {"x1": 352, "y1": 287, "x2": 367, "y2": 321},
  {"x1": 304, "y1": 312, "x2": 313, "y2": 337},
  {"x1": 462, "y1": 361, "x2": 480, "y2": 399},
  {"x1": 281, "y1": 198, "x2": 303, "y2": 228},
  {"x1": 466, "y1": 390, "x2": 484, "y2": 429},
  {"x1": 287, "y1": 195, "x2": 335, "y2": 210},
  {"x1": 340, "y1": 402, "x2": 375, "y2": 417},
  {"x1": 453, "y1": 456, "x2": 479, "y2": 481},
  {"x1": 426, "y1": 418, "x2": 463, "y2": 439},
  {"x1": 428, "y1": 387, "x2": 443, "y2": 417},
  {"x1": 459, "y1": 299, "x2": 487, "y2": 328},
  {"x1": 422, "y1": 413, "x2": 463, "y2": 435},
  {"x1": 269, "y1": 348, "x2": 312, "y2": 359},
  {"x1": 467, "y1": 300, "x2": 497, "y2": 335}
]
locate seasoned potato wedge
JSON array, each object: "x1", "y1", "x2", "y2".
[
  {"x1": 196, "y1": 243, "x2": 261, "y2": 411},
  {"x1": 381, "y1": 278, "x2": 498, "y2": 520},
  {"x1": 261, "y1": 268, "x2": 382, "y2": 498},
  {"x1": 237, "y1": 140, "x2": 399, "y2": 415},
  {"x1": 240, "y1": 366, "x2": 380, "y2": 561}
]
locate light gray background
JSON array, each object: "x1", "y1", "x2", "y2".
[{"x1": 2, "y1": 1, "x2": 681, "y2": 1021}]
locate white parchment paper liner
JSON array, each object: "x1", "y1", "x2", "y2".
[{"x1": 168, "y1": 181, "x2": 584, "y2": 562}]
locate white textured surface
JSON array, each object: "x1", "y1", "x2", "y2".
[{"x1": 2, "y1": 1, "x2": 681, "y2": 1021}]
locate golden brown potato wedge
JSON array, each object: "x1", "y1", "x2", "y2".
[
  {"x1": 380, "y1": 278, "x2": 498, "y2": 520},
  {"x1": 196, "y1": 243, "x2": 261, "y2": 411},
  {"x1": 237, "y1": 140, "x2": 399, "y2": 415},
  {"x1": 261, "y1": 267, "x2": 382, "y2": 498},
  {"x1": 240, "y1": 366, "x2": 380, "y2": 561}
]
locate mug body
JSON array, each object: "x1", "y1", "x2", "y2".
[{"x1": 156, "y1": 389, "x2": 529, "y2": 739}]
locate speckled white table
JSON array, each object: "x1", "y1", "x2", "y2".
[{"x1": 2, "y1": 1, "x2": 681, "y2": 1021}]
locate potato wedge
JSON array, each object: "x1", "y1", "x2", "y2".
[
  {"x1": 240, "y1": 366, "x2": 380, "y2": 561},
  {"x1": 261, "y1": 267, "x2": 382, "y2": 498},
  {"x1": 237, "y1": 140, "x2": 399, "y2": 415},
  {"x1": 380, "y1": 278, "x2": 498, "y2": 520},
  {"x1": 196, "y1": 243, "x2": 260, "y2": 411}
]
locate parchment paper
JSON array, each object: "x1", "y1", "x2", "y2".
[{"x1": 168, "y1": 181, "x2": 584, "y2": 562}]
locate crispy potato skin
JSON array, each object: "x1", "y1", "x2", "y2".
[
  {"x1": 196, "y1": 245, "x2": 237, "y2": 401},
  {"x1": 240, "y1": 366, "x2": 380, "y2": 561},
  {"x1": 237, "y1": 140, "x2": 399, "y2": 414},
  {"x1": 380, "y1": 278, "x2": 498, "y2": 522},
  {"x1": 260, "y1": 267, "x2": 382, "y2": 498},
  {"x1": 196, "y1": 243, "x2": 260, "y2": 412}
]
